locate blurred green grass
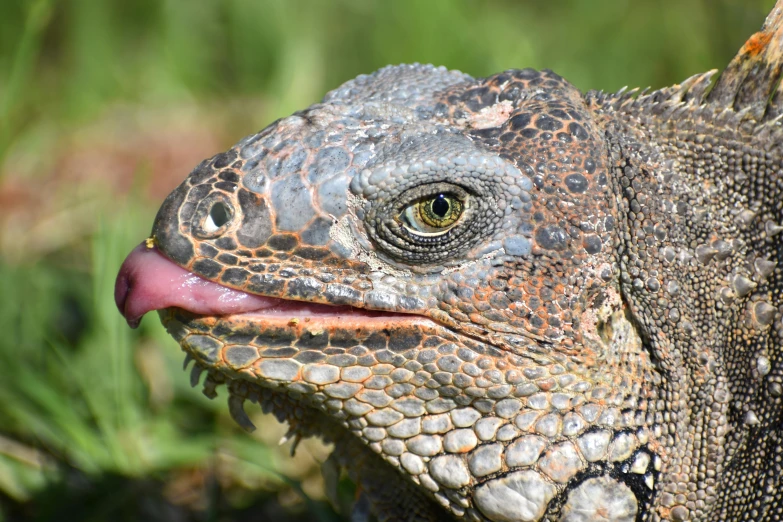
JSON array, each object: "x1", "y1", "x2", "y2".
[{"x1": 0, "y1": 0, "x2": 773, "y2": 520}]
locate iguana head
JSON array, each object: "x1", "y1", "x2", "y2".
[{"x1": 115, "y1": 65, "x2": 662, "y2": 521}]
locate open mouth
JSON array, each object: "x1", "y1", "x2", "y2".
[
  {"x1": 114, "y1": 242, "x2": 418, "y2": 328},
  {"x1": 114, "y1": 242, "x2": 452, "y2": 519},
  {"x1": 113, "y1": 242, "x2": 443, "y2": 428}
]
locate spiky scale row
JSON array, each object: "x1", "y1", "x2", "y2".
[{"x1": 708, "y1": 2, "x2": 783, "y2": 120}]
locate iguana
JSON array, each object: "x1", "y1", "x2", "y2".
[{"x1": 115, "y1": 3, "x2": 783, "y2": 520}]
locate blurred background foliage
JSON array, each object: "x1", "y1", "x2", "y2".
[{"x1": 0, "y1": 0, "x2": 773, "y2": 520}]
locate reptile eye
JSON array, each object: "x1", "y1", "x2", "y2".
[
  {"x1": 368, "y1": 182, "x2": 490, "y2": 263},
  {"x1": 400, "y1": 193, "x2": 465, "y2": 235}
]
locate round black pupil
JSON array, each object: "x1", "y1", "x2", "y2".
[{"x1": 431, "y1": 195, "x2": 450, "y2": 218}]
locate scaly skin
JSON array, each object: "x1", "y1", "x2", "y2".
[{"x1": 117, "y1": 5, "x2": 783, "y2": 521}]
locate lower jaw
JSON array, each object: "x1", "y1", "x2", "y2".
[
  {"x1": 159, "y1": 306, "x2": 448, "y2": 375},
  {"x1": 159, "y1": 309, "x2": 451, "y2": 520},
  {"x1": 157, "y1": 305, "x2": 448, "y2": 435},
  {"x1": 181, "y1": 361, "x2": 450, "y2": 521}
]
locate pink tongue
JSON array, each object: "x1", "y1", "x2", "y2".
[{"x1": 115, "y1": 243, "x2": 281, "y2": 328}]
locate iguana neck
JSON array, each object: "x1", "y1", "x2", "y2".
[{"x1": 588, "y1": 78, "x2": 782, "y2": 520}]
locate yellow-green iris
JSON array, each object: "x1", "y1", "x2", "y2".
[{"x1": 401, "y1": 193, "x2": 464, "y2": 234}]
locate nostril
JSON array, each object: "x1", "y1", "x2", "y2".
[
  {"x1": 206, "y1": 201, "x2": 231, "y2": 231},
  {"x1": 194, "y1": 195, "x2": 235, "y2": 238}
]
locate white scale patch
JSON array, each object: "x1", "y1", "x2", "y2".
[
  {"x1": 329, "y1": 192, "x2": 412, "y2": 278},
  {"x1": 463, "y1": 99, "x2": 515, "y2": 129},
  {"x1": 473, "y1": 470, "x2": 556, "y2": 522},
  {"x1": 560, "y1": 476, "x2": 638, "y2": 522}
]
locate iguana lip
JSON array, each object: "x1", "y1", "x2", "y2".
[{"x1": 115, "y1": 242, "x2": 405, "y2": 328}]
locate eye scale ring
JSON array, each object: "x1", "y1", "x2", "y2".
[{"x1": 366, "y1": 181, "x2": 499, "y2": 264}]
